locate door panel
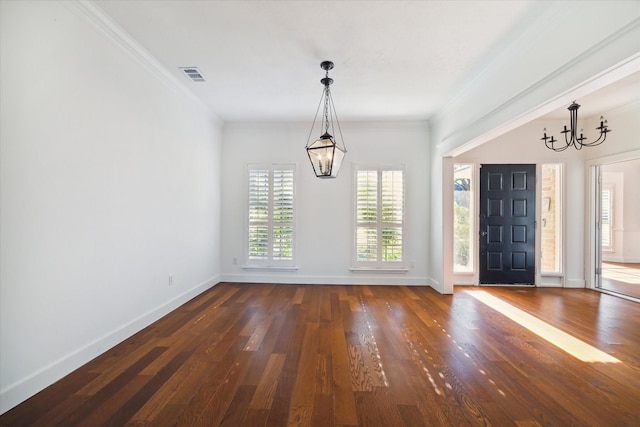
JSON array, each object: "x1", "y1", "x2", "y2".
[{"x1": 480, "y1": 164, "x2": 535, "y2": 284}]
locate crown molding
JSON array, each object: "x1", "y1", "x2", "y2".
[{"x1": 69, "y1": 0, "x2": 222, "y2": 125}]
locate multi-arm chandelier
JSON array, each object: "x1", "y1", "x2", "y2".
[
  {"x1": 541, "y1": 101, "x2": 611, "y2": 152},
  {"x1": 305, "y1": 61, "x2": 347, "y2": 178}
]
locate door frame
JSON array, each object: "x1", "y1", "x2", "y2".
[
  {"x1": 454, "y1": 162, "x2": 545, "y2": 287},
  {"x1": 586, "y1": 149, "x2": 640, "y2": 299}
]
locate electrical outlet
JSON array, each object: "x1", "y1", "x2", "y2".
[
  {"x1": 233, "y1": 257, "x2": 238, "y2": 265},
  {"x1": 410, "y1": 260, "x2": 415, "y2": 268},
  {"x1": 169, "y1": 274, "x2": 174, "y2": 286}
]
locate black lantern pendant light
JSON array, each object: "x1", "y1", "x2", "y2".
[
  {"x1": 306, "y1": 61, "x2": 347, "y2": 178},
  {"x1": 541, "y1": 101, "x2": 611, "y2": 152}
]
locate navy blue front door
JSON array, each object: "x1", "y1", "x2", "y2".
[{"x1": 479, "y1": 164, "x2": 536, "y2": 284}]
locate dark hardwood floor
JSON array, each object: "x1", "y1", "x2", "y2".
[{"x1": 2, "y1": 283, "x2": 640, "y2": 426}]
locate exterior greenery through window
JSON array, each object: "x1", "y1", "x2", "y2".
[
  {"x1": 247, "y1": 164, "x2": 295, "y2": 266},
  {"x1": 454, "y1": 164, "x2": 473, "y2": 273},
  {"x1": 354, "y1": 165, "x2": 404, "y2": 268}
]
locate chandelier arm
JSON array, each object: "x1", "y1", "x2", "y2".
[
  {"x1": 581, "y1": 131, "x2": 608, "y2": 147},
  {"x1": 548, "y1": 138, "x2": 569, "y2": 152},
  {"x1": 563, "y1": 130, "x2": 573, "y2": 149},
  {"x1": 306, "y1": 90, "x2": 327, "y2": 148},
  {"x1": 571, "y1": 108, "x2": 579, "y2": 146}
]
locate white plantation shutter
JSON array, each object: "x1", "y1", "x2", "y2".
[
  {"x1": 381, "y1": 170, "x2": 403, "y2": 262},
  {"x1": 248, "y1": 168, "x2": 270, "y2": 259},
  {"x1": 354, "y1": 166, "x2": 404, "y2": 267},
  {"x1": 601, "y1": 187, "x2": 612, "y2": 250},
  {"x1": 272, "y1": 169, "x2": 294, "y2": 261},
  {"x1": 382, "y1": 170, "x2": 403, "y2": 224},
  {"x1": 247, "y1": 165, "x2": 295, "y2": 266},
  {"x1": 356, "y1": 171, "x2": 378, "y2": 262}
]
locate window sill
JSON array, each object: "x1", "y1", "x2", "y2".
[
  {"x1": 350, "y1": 267, "x2": 409, "y2": 273},
  {"x1": 241, "y1": 265, "x2": 299, "y2": 272}
]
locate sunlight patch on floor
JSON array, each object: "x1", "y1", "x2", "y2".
[
  {"x1": 602, "y1": 263, "x2": 640, "y2": 285},
  {"x1": 467, "y1": 290, "x2": 621, "y2": 364}
]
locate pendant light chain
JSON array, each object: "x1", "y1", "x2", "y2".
[
  {"x1": 322, "y1": 66, "x2": 331, "y2": 135},
  {"x1": 323, "y1": 85, "x2": 331, "y2": 135}
]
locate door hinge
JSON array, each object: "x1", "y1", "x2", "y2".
[
  {"x1": 534, "y1": 220, "x2": 537, "y2": 229},
  {"x1": 595, "y1": 267, "x2": 602, "y2": 275}
]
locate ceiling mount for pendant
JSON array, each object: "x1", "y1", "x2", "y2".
[{"x1": 320, "y1": 61, "x2": 334, "y2": 86}]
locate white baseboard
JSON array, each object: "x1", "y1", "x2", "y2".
[
  {"x1": 426, "y1": 277, "x2": 446, "y2": 293},
  {"x1": 537, "y1": 283, "x2": 563, "y2": 288},
  {"x1": 537, "y1": 275, "x2": 564, "y2": 287},
  {"x1": 453, "y1": 278, "x2": 476, "y2": 286},
  {"x1": 564, "y1": 278, "x2": 586, "y2": 288},
  {"x1": 0, "y1": 276, "x2": 220, "y2": 415},
  {"x1": 220, "y1": 273, "x2": 430, "y2": 286}
]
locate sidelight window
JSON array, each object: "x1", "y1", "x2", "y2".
[
  {"x1": 454, "y1": 164, "x2": 474, "y2": 273},
  {"x1": 541, "y1": 163, "x2": 563, "y2": 274}
]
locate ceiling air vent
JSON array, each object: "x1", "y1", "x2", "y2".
[{"x1": 180, "y1": 67, "x2": 206, "y2": 82}]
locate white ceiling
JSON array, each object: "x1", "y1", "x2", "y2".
[{"x1": 93, "y1": 0, "x2": 639, "y2": 123}]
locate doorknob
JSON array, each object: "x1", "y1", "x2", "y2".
[{"x1": 480, "y1": 231, "x2": 487, "y2": 237}]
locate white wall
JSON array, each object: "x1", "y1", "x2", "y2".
[
  {"x1": 221, "y1": 121, "x2": 430, "y2": 285},
  {"x1": 617, "y1": 160, "x2": 640, "y2": 262},
  {"x1": 0, "y1": 1, "x2": 222, "y2": 413},
  {"x1": 429, "y1": 2, "x2": 640, "y2": 293},
  {"x1": 616, "y1": 159, "x2": 640, "y2": 262},
  {"x1": 586, "y1": 101, "x2": 640, "y2": 160}
]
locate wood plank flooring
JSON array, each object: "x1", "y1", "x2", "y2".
[
  {"x1": 602, "y1": 262, "x2": 640, "y2": 299},
  {"x1": 2, "y1": 283, "x2": 640, "y2": 426}
]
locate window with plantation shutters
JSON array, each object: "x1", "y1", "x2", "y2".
[
  {"x1": 247, "y1": 164, "x2": 295, "y2": 267},
  {"x1": 354, "y1": 165, "x2": 405, "y2": 268}
]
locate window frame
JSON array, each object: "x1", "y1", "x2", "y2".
[
  {"x1": 352, "y1": 164, "x2": 406, "y2": 270},
  {"x1": 245, "y1": 163, "x2": 296, "y2": 268}
]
